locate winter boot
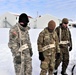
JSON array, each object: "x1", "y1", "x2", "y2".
[
  {"x1": 53, "y1": 69, "x2": 57, "y2": 75},
  {"x1": 61, "y1": 71, "x2": 68, "y2": 75}
]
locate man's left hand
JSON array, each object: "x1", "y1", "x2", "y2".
[
  {"x1": 56, "y1": 53, "x2": 60, "y2": 59},
  {"x1": 69, "y1": 47, "x2": 72, "y2": 51},
  {"x1": 29, "y1": 48, "x2": 33, "y2": 57}
]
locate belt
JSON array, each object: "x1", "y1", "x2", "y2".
[
  {"x1": 59, "y1": 41, "x2": 69, "y2": 44},
  {"x1": 42, "y1": 44, "x2": 55, "y2": 52},
  {"x1": 19, "y1": 44, "x2": 28, "y2": 52}
]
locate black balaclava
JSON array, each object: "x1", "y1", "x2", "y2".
[{"x1": 19, "y1": 13, "x2": 29, "y2": 27}]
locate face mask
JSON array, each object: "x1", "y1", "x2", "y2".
[{"x1": 20, "y1": 22, "x2": 27, "y2": 27}]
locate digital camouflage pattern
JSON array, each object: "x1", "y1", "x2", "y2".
[
  {"x1": 37, "y1": 27, "x2": 60, "y2": 75},
  {"x1": 8, "y1": 23, "x2": 32, "y2": 75},
  {"x1": 55, "y1": 24, "x2": 72, "y2": 73}
]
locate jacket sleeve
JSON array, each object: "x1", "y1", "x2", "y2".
[
  {"x1": 69, "y1": 29, "x2": 72, "y2": 47},
  {"x1": 8, "y1": 28, "x2": 19, "y2": 55},
  {"x1": 55, "y1": 31, "x2": 60, "y2": 53},
  {"x1": 37, "y1": 31, "x2": 44, "y2": 52},
  {"x1": 55, "y1": 27, "x2": 60, "y2": 39},
  {"x1": 28, "y1": 33, "x2": 32, "y2": 49},
  {"x1": 25, "y1": 27, "x2": 32, "y2": 49}
]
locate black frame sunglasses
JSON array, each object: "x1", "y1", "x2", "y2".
[{"x1": 63, "y1": 22, "x2": 68, "y2": 24}]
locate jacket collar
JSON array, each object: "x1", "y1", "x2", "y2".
[{"x1": 18, "y1": 23, "x2": 30, "y2": 31}]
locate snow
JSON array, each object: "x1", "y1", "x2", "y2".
[{"x1": 0, "y1": 28, "x2": 76, "y2": 75}]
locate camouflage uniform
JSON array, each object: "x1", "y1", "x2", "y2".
[
  {"x1": 55, "y1": 24, "x2": 72, "y2": 74},
  {"x1": 37, "y1": 27, "x2": 60, "y2": 75},
  {"x1": 8, "y1": 23, "x2": 32, "y2": 75}
]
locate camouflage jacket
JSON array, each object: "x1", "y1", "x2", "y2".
[
  {"x1": 8, "y1": 23, "x2": 32, "y2": 55},
  {"x1": 37, "y1": 27, "x2": 60, "y2": 54},
  {"x1": 55, "y1": 24, "x2": 72, "y2": 48}
]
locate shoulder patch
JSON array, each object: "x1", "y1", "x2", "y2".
[
  {"x1": 12, "y1": 31, "x2": 17, "y2": 38},
  {"x1": 12, "y1": 31, "x2": 17, "y2": 35}
]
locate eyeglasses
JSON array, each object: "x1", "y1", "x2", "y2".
[{"x1": 63, "y1": 22, "x2": 68, "y2": 24}]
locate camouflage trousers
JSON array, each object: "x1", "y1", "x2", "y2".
[
  {"x1": 55, "y1": 47, "x2": 69, "y2": 73},
  {"x1": 13, "y1": 53, "x2": 32, "y2": 75},
  {"x1": 40, "y1": 52, "x2": 56, "y2": 75}
]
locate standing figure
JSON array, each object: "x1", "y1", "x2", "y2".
[
  {"x1": 54, "y1": 18, "x2": 72, "y2": 75},
  {"x1": 37, "y1": 20, "x2": 60, "y2": 75},
  {"x1": 8, "y1": 13, "x2": 33, "y2": 75}
]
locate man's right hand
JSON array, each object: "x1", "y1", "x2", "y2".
[{"x1": 39, "y1": 52, "x2": 45, "y2": 61}]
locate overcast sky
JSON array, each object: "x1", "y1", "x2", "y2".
[{"x1": 0, "y1": 0, "x2": 76, "y2": 20}]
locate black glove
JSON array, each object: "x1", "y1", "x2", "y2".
[
  {"x1": 56, "y1": 53, "x2": 60, "y2": 59},
  {"x1": 15, "y1": 52, "x2": 21, "y2": 64},
  {"x1": 39, "y1": 52, "x2": 45, "y2": 61},
  {"x1": 29, "y1": 48, "x2": 33, "y2": 57},
  {"x1": 69, "y1": 47, "x2": 72, "y2": 51}
]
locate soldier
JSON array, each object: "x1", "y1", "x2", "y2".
[
  {"x1": 37, "y1": 20, "x2": 60, "y2": 75},
  {"x1": 54, "y1": 18, "x2": 72, "y2": 75},
  {"x1": 8, "y1": 13, "x2": 33, "y2": 75}
]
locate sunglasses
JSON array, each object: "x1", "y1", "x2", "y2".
[{"x1": 63, "y1": 22, "x2": 68, "y2": 24}]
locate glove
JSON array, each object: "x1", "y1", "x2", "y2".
[
  {"x1": 15, "y1": 52, "x2": 21, "y2": 64},
  {"x1": 69, "y1": 47, "x2": 72, "y2": 51},
  {"x1": 59, "y1": 44, "x2": 64, "y2": 48},
  {"x1": 39, "y1": 52, "x2": 45, "y2": 61},
  {"x1": 56, "y1": 53, "x2": 60, "y2": 59},
  {"x1": 29, "y1": 48, "x2": 33, "y2": 57}
]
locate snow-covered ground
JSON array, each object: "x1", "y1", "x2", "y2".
[{"x1": 0, "y1": 28, "x2": 76, "y2": 75}]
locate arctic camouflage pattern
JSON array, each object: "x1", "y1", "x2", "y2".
[
  {"x1": 8, "y1": 23, "x2": 32, "y2": 75},
  {"x1": 37, "y1": 28, "x2": 60, "y2": 75}
]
